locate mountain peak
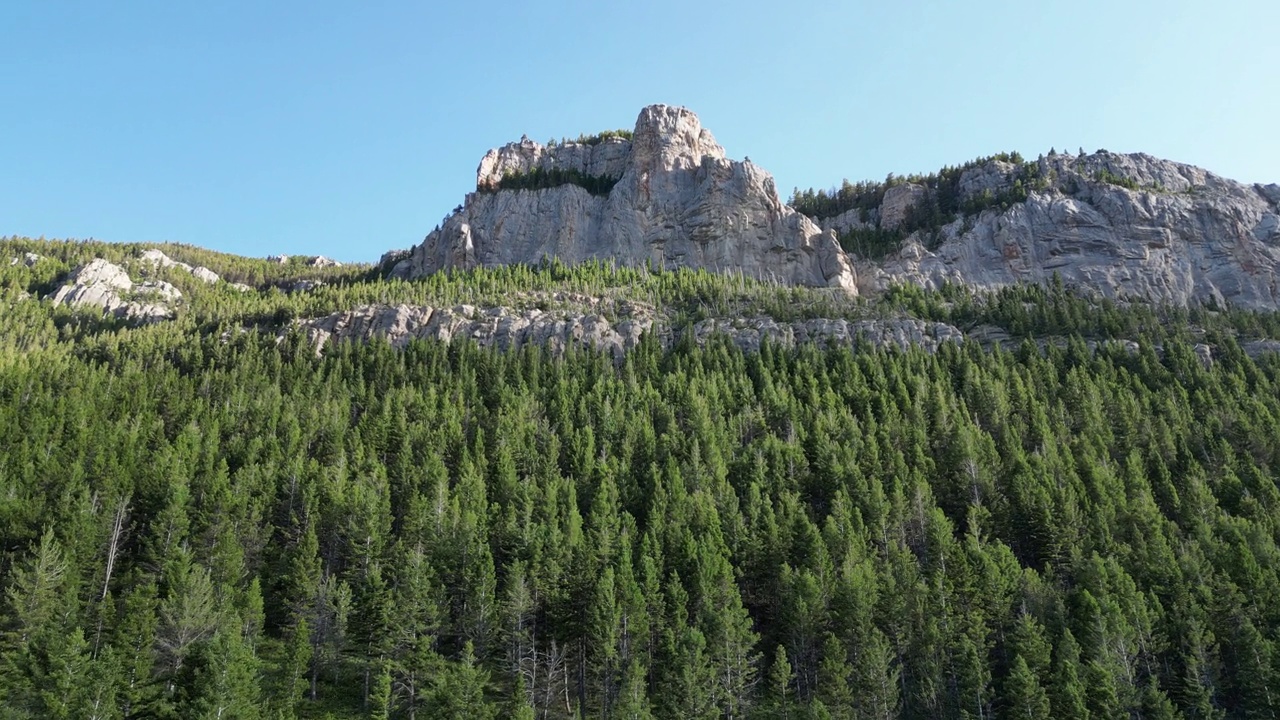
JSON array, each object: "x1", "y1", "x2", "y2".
[
  {"x1": 405, "y1": 105, "x2": 857, "y2": 292},
  {"x1": 631, "y1": 104, "x2": 725, "y2": 171}
]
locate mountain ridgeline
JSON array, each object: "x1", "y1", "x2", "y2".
[
  {"x1": 2, "y1": 106, "x2": 1280, "y2": 719},
  {"x1": 395, "y1": 104, "x2": 1280, "y2": 310}
]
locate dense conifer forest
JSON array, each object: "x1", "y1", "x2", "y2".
[{"x1": 4, "y1": 237, "x2": 1280, "y2": 718}]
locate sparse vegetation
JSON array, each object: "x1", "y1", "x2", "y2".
[{"x1": 488, "y1": 166, "x2": 621, "y2": 196}]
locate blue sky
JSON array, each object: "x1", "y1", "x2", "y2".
[{"x1": 3, "y1": 1, "x2": 1277, "y2": 262}]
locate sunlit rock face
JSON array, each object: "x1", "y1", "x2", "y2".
[
  {"x1": 859, "y1": 152, "x2": 1280, "y2": 309},
  {"x1": 400, "y1": 104, "x2": 858, "y2": 293}
]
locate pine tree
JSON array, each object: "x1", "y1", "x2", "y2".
[
  {"x1": 184, "y1": 624, "x2": 262, "y2": 720},
  {"x1": 1001, "y1": 655, "x2": 1050, "y2": 719},
  {"x1": 816, "y1": 633, "x2": 855, "y2": 719},
  {"x1": 425, "y1": 641, "x2": 494, "y2": 720}
]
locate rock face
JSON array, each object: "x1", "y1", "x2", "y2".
[
  {"x1": 47, "y1": 259, "x2": 173, "y2": 322},
  {"x1": 300, "y1": 299, "x2": 656, "y2": 357},
  {"x1": 860, "y1": 152, "x2": 1280, "y2": 309},
  {"x1": 400, "y1": 105, "x2": 858, "y2": 292},
  {"x1": 296, "y1": 299, "x2": 969, "y2": 358},
  {"x1": 691, "y1": 316, "x2": 966, "y2": 353},
  {"x1": 140, "y1": 249, "x2": 221, "y2": 285},
  {"x1": 391, "y1": 107, "x2": 1280, "y2": 310}
]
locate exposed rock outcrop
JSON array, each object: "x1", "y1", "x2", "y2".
[
  {"x1": 140, "y1": 249, "x2": 221, "y2": 285},
  {"x1": 400, "y1": 105, "x2": 858, "y2": 292},
  {"x1": 295, "y1": 300, "x2": 971, "y2": 358},
  {"x1": 299, "y1": 302, "x2": 654, "y2": 356},
  {"x1": 9, "y1": 253, "x2": 42, "y2": 267},
  {"x1": 47, "y1": 259, "x2": 173, "y2": 322},
  {"x1": 190, "y1": 266, "x2": 220, "y2": 284},
  {"x1": 691, "y1": 316, "x2": 966, "y2": 353},
  {"x1": 858, "y1": 152, "x2": 1280, "y2": 309}
]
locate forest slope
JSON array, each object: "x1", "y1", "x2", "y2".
[{"x1": 4, "y1": 237, "x2": 1280, "y2": 718}]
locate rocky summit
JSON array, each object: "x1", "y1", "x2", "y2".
[
  {"x1": 394, "y1": 105, "x2": 1280, "y2": 309},
  {"x1": 396, "y1": 105, "x2": 859, "y2": 292}
]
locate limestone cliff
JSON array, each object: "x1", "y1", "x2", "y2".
[
  {"x1": 396, "y1": 105, "x2": 1280, "y2": 310},
  {"x1": 399, "y1": 105, "x2": 858, "y2": 292},
  {"x1": 848, "y1": 152, "x2": 1280, "y2": 309}
]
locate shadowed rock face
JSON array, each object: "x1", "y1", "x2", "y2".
[{"x1": 401, "y1": 105, "x2": 858, "y2": 292}]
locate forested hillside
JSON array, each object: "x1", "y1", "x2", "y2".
[{"x1": 4, "y1": 238, "x2": 1280, "y2": 718}]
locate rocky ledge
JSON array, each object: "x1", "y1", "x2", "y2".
[
  {"x1": 295, "y1": 300, "x2": 968, "y2": 357},
  {"x1": 832, "y1": 152, "x2": 1280, "y2": 309},
  {"x1": 295, "y1": 301, "x2": 1280, "y2": 365}
]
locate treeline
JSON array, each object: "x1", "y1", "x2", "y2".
[
  {"x1": 546, "y1": 129, "x2": 634, "y2": 147},
  {"x1": 790, "y1": 154, "x2": 1054, "y2": 260},
  {"x1": 3, "y1": 271, "x2": 1280, "y2": 717},
  {"x1": 789, "y1": 152, "x2": 1040, "y2": 222},
  {"x1": 489, "y1": 167, "x2": 621, "y2": 197}
]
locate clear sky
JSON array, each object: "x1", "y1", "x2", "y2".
[{"x1": 3, "y1": 1, "x2": 1277, "y2": 263}]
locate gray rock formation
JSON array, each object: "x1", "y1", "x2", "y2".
[
  {"x1": 691, "y1": 316, "x2": 966, "y2": 353},
  {"x1": 140, "y1": 249, "x2": 221, "y2": 285},
  {"x1": 299, "y1": 300, "x2": 656, "y2": 357},
  {"x1": 295, "y1": 299, "x2": 971, "y2": 358},
  {"x1": 47, "y1": 259, "x2": 173, "y2": 322},
  {"x1": 400, "y1": 105, "x2": 857, "y2": 292},
  {"x1": 879, "y1": 184, "x2": 927, "y2": 231},
  {"x1": 389, "y1": 106, "x2": 1280, "y2": 309},
  {"x1": 858, "y1": 152, "x2": 1280, "y2": 309},
  {"x1": 191, "y1": 266, "x2": 220, "y2": 284},
  {"x1": 9, "y1": 253, "x2": 41, "y2": 267},
  {"x1": 136, "y1": 280, "x2": 182, "y2": 302}
]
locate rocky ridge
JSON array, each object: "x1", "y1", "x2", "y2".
[
  {"x1": 833, "y1": 152, "x2": 1280, "y2": 309},
  {"x1": 397, "y1": 105, "x2": 858, "y2": 292},
  {"x1": 394, "y1": 106, "x2": 1280, "y2": 310},
  {"x1": 43, "y1": 249, "x2": 259, "y2": 321}
]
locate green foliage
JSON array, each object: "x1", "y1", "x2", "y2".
[
  {"x1": 836, "y1": 227, "x2": 906, "y2": 260},
  {"x1": 790, "y1": 153, "x2": 1051, "y2": 258},
  {"x1": 547, "y1": 128, "x2": 634, "y2": 146},
  {"x1": 489, "y1": 166, "x2": 621, "y2": 196},
  {"x1": 4, "y1": 238, "x2": 1280, "y2": 718},
  {"x1": 789, "y1": 152, "x2": 1045, "y2": 221}
]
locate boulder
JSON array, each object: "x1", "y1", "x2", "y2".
[{"x1": 191, "y1": 266, "x2": 220, "y2": 284}]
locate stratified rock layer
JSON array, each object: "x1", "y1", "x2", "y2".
[{"x1": 400, "y1": 105, "x2": 858, "y2": 292}]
